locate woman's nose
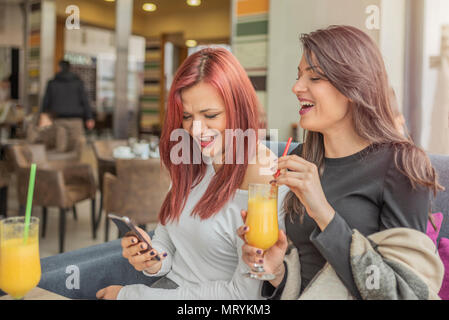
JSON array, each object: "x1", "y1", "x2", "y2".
[
  {"x1": 292, "y1": 79, "x2": 307, "y2": 95},
  {"x1": 191, "y1": 119, "x2": 208, "y2": 136}
]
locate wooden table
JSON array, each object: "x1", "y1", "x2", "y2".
[{"x1": 0, "y1": 287, "x2": 70, "y2": 300}]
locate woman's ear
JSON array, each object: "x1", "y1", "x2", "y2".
[{"x1": 346, "y1": 98, "x2": 356, "y2": 109}]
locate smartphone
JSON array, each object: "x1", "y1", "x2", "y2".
[{"x1": 108, "y1": 213, "x2": 160, "y2": 261}]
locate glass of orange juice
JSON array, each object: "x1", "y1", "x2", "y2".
[
  {"x1": 0, "y1": 216, "x2": 41, "y2": 299},
  {"x1": 243, "y1": 183, "x2": 278, "y2": 280}
]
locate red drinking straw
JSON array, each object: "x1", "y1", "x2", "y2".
[{"x1": 274, "y1": 137, "x2": 292, "y2": 179}]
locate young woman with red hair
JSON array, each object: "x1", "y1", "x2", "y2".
[{"x1": 97, "y1": 48, "x2": 289, "y2": 300}]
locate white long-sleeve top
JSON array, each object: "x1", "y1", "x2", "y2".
[{"x1": 117, "y1": 163, "x2": 289, "y2": 300}]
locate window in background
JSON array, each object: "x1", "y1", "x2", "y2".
[{"x1": 422, "y1": 0, "x2": 449, "y2": 154}]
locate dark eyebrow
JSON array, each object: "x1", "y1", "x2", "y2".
[
  {"x1": 183, "y1": 108, "x2": 221, "y2": 114},
  {"x1": 297, "y1": 66, "x2": 318, "y2": 72}
]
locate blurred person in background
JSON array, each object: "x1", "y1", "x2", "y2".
[{"x1": 40, "y1": 60, "x2": 95, "y2": 130}]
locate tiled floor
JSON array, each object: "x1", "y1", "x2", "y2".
[{"x1": 5, "y1": 141, "x2": 157, "y2": 258}]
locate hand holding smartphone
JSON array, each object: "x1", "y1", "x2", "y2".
[{"x1": 108, "y1": 213, "x2": 160, "y2": 261}]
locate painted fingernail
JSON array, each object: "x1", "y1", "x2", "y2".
[
  {"x1": 259, "y1": 259, "x2": 264, "y2": 264},
  {"x1": 131, "y1": 238, "x2": 136, "y2": 244},
  {"x1": 243, "y1": 226, "x2": 249, "y2": 231},
  {"x1": 163, "y1": 252, "x2": 168, "y2": 257},
  {"x1": 150, "y1": 251, "x2": 155, "y2": 256},
  {"x1": 256, "y1": 250, "x2": 262, "y2": 254},
  {"x1": 141, "y1": 243, "x2": 146, "y2": 249}
]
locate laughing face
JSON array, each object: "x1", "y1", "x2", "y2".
[
  {"x1": 292, "y1": 54, "x2": 352, "y2": 134},
  {"x1": 181, "y1": 82, "x2": 227, "y2": 161}
]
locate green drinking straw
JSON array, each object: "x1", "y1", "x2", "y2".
[{"x1": 23, "y1": 163, "x2": 37, "y2": 244}]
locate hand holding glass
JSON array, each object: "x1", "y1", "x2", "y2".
[{"x1": 243, "y1": 183, "x2": 278, "y2": 281}]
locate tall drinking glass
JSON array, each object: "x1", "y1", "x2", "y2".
[
  {"x1": 243, "y1": 183, "x2": 278, "y2": 280},
  {"x1": 0, "y1": 217, "x2": 41, "y2": 299}
]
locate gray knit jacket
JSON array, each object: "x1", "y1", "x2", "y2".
[{"x1": 280, "y1": 228, "x2": 444, "y2": 300}]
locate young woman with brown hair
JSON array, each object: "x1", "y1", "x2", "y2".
[{"x1": 238, "y1": 25, "x2": 443, "y2": 300}]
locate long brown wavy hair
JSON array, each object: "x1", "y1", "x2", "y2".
[{"x1": 285, "y1": 25, "x2": 443, "y2": 227}]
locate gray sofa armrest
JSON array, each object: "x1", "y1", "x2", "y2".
[{"x1": 37, "y1": 231, "x2": 159, "y2": 300}]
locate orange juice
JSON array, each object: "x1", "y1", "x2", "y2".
[
  {"x1": 245, "y1": 198, "x2": 278, "y2": 250},
  {"x1": 0, "y1": 237, "x2": 41, "y2": 299}
]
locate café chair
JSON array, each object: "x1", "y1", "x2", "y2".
[
  {"x1": 7, "y1": 143, "x2": 97, "y2": 253},
  {"x1": 0, "y1": 158, "x2": 11, "y2": 217},
  {"x1": 47, "y1": 118, "x2": 86, "y2": 162},
  {"x1": 0, "y1": 101, "x2": 25, "y2": 139},
  {"x1": 26, "y1": 117, "x2": 86, "y2": 163},
  {"x1": 102, "y1": 158, "x2": 170, "y2": 241},
  {"x1": 91, "y1": 139, "x2": 128, "y2": 228}
]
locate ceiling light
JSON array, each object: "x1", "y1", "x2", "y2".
[
  {"x1": 142, "y1": 3, "x2": 157, "y2": 12},
  {"x1": 187, "y1": 0, "x2": 201, "y2": 7},
  {"x1": 104, "y1": 0, "x2": 115, "y2": 2},
  {"x1": 185, "y1": 40, "x2": 197, "y2": 48}
]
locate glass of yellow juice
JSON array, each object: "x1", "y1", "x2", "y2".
[
  {"x1": 0, "y1": 217, "x2": 41, "y2": 299},
  {"x1": 243, "y1": 183, "x2": 278, "y2": 281}
]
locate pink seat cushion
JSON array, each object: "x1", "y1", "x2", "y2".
[
  {"x1": 438, "y1": 238, "x2": 449, "y2": 300},
  {"x1": 426, "y1": 212, "x2": 449, "y2": 299},
  {"x1": 427, "y1": 212, "x2": 444, "y2": 246}
]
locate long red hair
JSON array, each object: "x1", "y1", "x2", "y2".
[{"x1": 158, "y1": 48, "x2": 260, "y2": 225}]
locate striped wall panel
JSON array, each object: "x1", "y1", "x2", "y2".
[
  {"x1": 234, "y1": 0, "x2": 269, "y2": 117},
  {"x1": 236, "y1": 19, "x2": 268, "y2": 37},
  {"x1": 236, "y1": 0, "x2": 269, "y2": 16},
  {"x1": 28, "y1": 2, "x2": 41, "y2": 98},
  {"x1": 139, "y1": 38, "x2": 163, "y2": 133}
]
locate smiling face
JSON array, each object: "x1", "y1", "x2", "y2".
[
  {"x1": 292, "y1": 54, "x2": 352, "y2": 134},
  {"x1": 181, "y1": 81, "x2": 227, "y2": 160}
]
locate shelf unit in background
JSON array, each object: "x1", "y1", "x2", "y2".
[
  {"x1": 138, "y1": 38, "x2": 164, "y2": 138},
  {"x1": 27, "y1": 1, "x2": 41, "y2": 113},
  {"x1": 23, "y1": 0, "x2": 56, "y2": 115}
]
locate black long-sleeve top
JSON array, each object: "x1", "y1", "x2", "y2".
[
  {"x1": 41, "y1": 71, "x2": 93, "y2": 120},
  {"x1": 263, "y1": 143, "x2": 430, "y2": 300}
]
